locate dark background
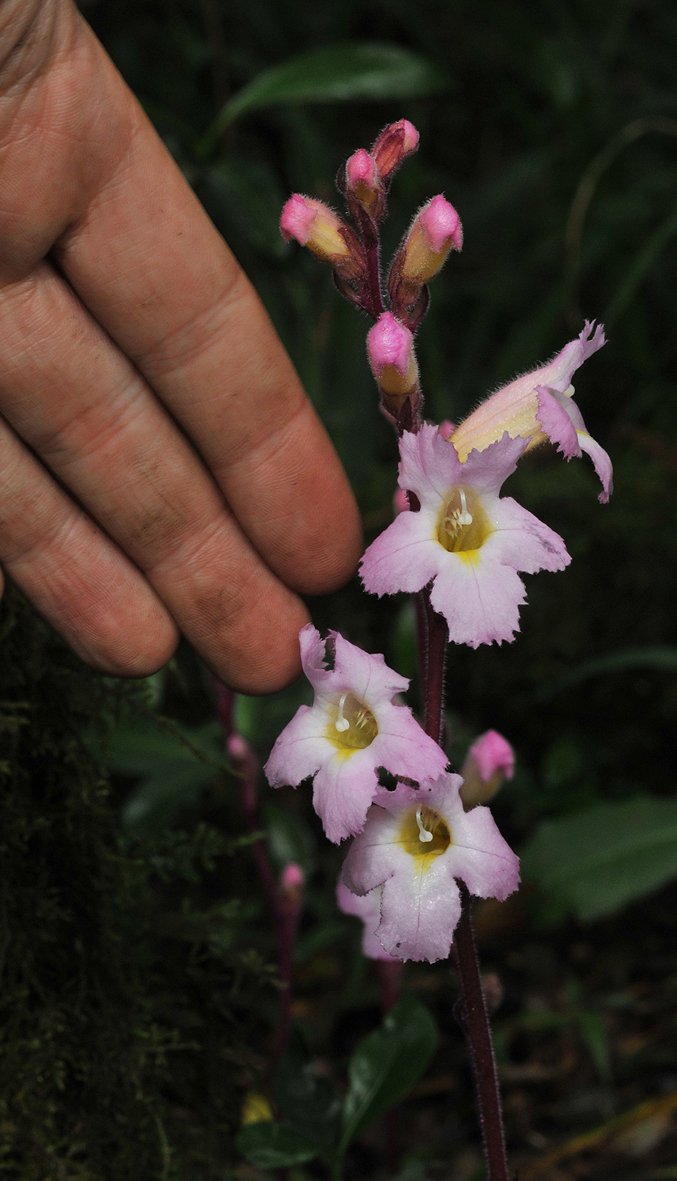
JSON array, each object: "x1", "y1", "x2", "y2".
[{"x1": 1, "y1": 1, "x2": 676, "y2": 1177}]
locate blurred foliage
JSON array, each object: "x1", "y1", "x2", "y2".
[{"x1": 6, "y1": 0, "x2": 677, "y2": 1174}]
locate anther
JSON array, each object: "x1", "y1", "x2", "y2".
[
  {"x1": 416, "y1": 805, "x2": 433, "y2": 843},
  {"x1": 335, "y1": 692, "x2": 350, "y2": 732},
  {"x1": 457, "y1": 488, "x2": 473, "y2": 526}
]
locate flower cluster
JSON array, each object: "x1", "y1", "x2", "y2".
[{"x1": 269, "y1": 119, "x2": 612, "y2": 966}]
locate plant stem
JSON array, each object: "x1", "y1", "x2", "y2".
[
  {"x1": 213, "y1": 680, "x2": 301, "y2": 1056},
  {"x1": 417, "y1": 593, "x2": 510, "y2": 1179},
  {"x1": 357, "y1": 209, "x2": 384, "y2": 319},
  {"x1": 453, "y1": 884, "x2": 509, "y2": 1181}
]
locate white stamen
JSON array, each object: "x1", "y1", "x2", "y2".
[
  {"x1": 335, "y1": 691, "x2": 350, "y2": 732},
  {"x1": 416, "y1": 805, "x2": 433, "y2": 843},
  {"x1": 457, "y1": 487, "x2": 473, "y2": 526}
]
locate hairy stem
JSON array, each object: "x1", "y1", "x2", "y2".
[
  {"x1": 453, "y1": 885, "x2": 509, "y2": 1181},
  {"x1": 417, "y1": 597, "x2": 509, "y2": 1179}
]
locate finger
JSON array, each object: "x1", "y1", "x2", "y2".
[
  {"x1": 0, "y1": 261, "x2": 309, "y2": 693},
  {"x1": 0, "y1": 412, "x2": 179, "y2": 676},
  {"x1": 47, "y1": 13, "x2": 362, "y2": 594}
]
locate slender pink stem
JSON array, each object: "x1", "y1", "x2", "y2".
[{"x1": 376, "y1": 960, "x2": 403, "y2": 1013}]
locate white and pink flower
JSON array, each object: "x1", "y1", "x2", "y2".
[
  {"x1": 342, "y1": 773, "x2": 520, "y2": 963},
  {"x1": 451, "y1": 321, "x2": 612, "y2": 503},
  {"x1": 264, "y1": 625, "x2": 448, "y2": 844},
  {"x1": 360, "y1": 424, "x2": 570, "y2": 647}
]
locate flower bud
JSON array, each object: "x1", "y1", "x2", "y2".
[
  {"x1": 393, "y1": 487, "x2": 410, "y2": 516},
  {"x1": 346, "y1": 149, "x2": 379, "y2": 202},
  {"x1": 280, "y1": 862, "x2": 305, "y2": 894},
  {"x1": 460, "y1": 730, "x2": 514, "y2": 810},
  {"x1": 400, "y1": 195, "x2": 463, "y2": 284},
  {"x1": 280, "y1": 194, "x2": 365, "y2": 280},
  {"x1": 372, "y1": 119, "x2": 419, "y2": 181},
  {"x1": 367, "y1": 312, "x2": 420, "y2": 417}
]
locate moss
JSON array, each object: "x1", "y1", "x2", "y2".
[{"x1": 0, "y1": 586, "x2": 271, "y2": 1179}]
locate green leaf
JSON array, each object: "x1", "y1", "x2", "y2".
[
  {"x1": 338, "y1": 994, "x2": 437, "y2": 1155},
  {"x1": 89, "y1": 717, "x2": 226, "y2": 834},
  {"x1": 521, "y1": 795, "x2": 677, "y2": 922},
  {"x1": 236, "y1": 1121, "x2": 321, "y2": 1169},
  {"x1": 199, "y1": 42, "x2": 445, "y2": 150},
  {"x1": 273, "y1": 1030, "x2": 342, "y2": 1151},
  {"x1": 527, "y1": 646, "x2": 677, "y2": 703}
]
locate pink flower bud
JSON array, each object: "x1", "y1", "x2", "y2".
[
  {"x1": 346, "y1": 149, "x2": 378, "y2": 193},
  {"x1": 393, "y1": 487, "x2": 410, "y2": 516},
  {"x1": 438, "y1": 420, "x2": 455, "y2": 439},
  {"x1": 227, "y1": 733, "x2": 248, "y2": 762},
  {"x1": 367, "y1": 312, "x2": 413, "y2": 378},
  {"x1": 280, "y1": 863, "x2": 305, "y2": 892},
  {"x1": 460, "y1": 730, "x2": 514, "y2": 809},
  {"x1": 372, "y1": 119, "x2": 420, "y2": 180},
  {"x1": 400, "y1": 195, "x2": 463, "y2": 283},
  {"x1": 280, "y1": 194, "x2": 364, "y2": 280},
  {"x1": 367, "y1": 312, "x2": 420, "y2": 416}
]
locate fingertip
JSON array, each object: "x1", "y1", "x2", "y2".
[{"x1": 206, "y1": 591, "x2": 309, "y2": 696}]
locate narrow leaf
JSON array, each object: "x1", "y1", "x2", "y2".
[{"x1": 199, "y1": 42, "x2": 445, "y2": 151}]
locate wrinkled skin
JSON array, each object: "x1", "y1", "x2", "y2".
[{"x1": 0, "y1": 0, "x2": 362, "y2": 691}]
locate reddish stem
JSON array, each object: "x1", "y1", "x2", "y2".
[
  {"x1": 452, "y1": 885, "x2": 509, "y2": 1181},
  {"x1": 376, "y1": 959, "x2": 403, "y2": 1013},
  {"x1": 357, "y1": 208, "x2": 385, "y2": 319},
  {"x1": 417, "y1": 594, "x2": 509, "y2": 1179},
  {"x1": 213, "y1": 680, "x2": 301, "y2": 1056}
]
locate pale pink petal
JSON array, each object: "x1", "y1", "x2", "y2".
[
  {"x1": 448, "y1": 805, "x2": 521, "y2": 900},
  {"x1": 313, "y1": 750, "x2": 385, "y2": 844},
  {"x1": 428, "y1": 553, "x2": 526, "y2": 647},
  {"x1": 336, "y1": 879, "x2": 397, "y2": 961},
  {"x1": 459, "y1": 433, "x2": 528, "y2": 494},
  {"x1": 264, "y1": 705, "x2": 334, "y2": 788},
  {"x1": 332, "y1": 630, "x2": 409, "y2": 704},
  {"x1": 370, "y1": 710, "x2": 449, "y2": 783},
  {"x1": 577, "y1": 431, "x2": 613, "y2": 503},
  {"x1": 359, "y1": 508, "x2": 442, "y2": 596},
  {"x1": 378, "y1": 856, "x2": 462, "y2": 961},
  {"x1": 398, "y1": 423, "x2": 464, "y2": 508},
  {"x1": 483, "y1": 496, "x2": 570, "y2": 574},
  {"x1": 535, "y1": 320, "x2": 606, "y2": 395},
  {"x1": 536, "y1": 387, "x2": 581, "y2": 459}
]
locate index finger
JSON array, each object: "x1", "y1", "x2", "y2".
[{"x1": 49, "y1": 6, "x2": 362, "y2": 597}]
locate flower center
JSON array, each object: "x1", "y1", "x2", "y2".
[
  {"x1": 326, "y1": 691, "x2": 378, "y2": 752},
  {"x1": 437, "y1": 485, "x2": 490, "y2": 554},
  {"x1": 397, "y1": 804, "x2": 452, "y2": 863}
]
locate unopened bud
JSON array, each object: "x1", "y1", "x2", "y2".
[
  {"x1": 400, "y1": 195, "x2": 463, "y2": 283},
  {"x1": 372, "y1": 119, "x2": 419, "y2": 181},
  {"x1": 438, "y1": 420, "x2": 455, "y2": 440},
  {"x1": 367, "y1": 312, "x2": 420, "y2": 416},
  {"x1": 280, "y1": 194, "x2": 365, "y2": 281},
  {"x1": 346, "y1": 149, "x2": 379, "y2": 203},
  {"x1": 460, "y1": 730, "x2": 514, "y2": 809},
  {"x1": 393, "y1": 487, "x2": 410, "y2": 516},
  {"x1": 280, "y1": 862, "x2": 305, "y2": 894}
]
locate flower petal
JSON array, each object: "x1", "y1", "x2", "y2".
[
  {"x1": 485, "y1": 496, "x2": 570, "y2": 574},
  {"x1": 360, "y1": 508, "x2": 442, "y2": 596},
  {"x1": 428, "y1": 552, "x2": 526, "y2": 646},
  {"x1": 264, "y1": 704, "x2": 333, "y2": 788},
  {"x1": 577, "y1": 431, "x2": 613, "y2": 503},
  {"x1": 336, "y1": 879, "x2": 397, "y2": 961},
  {"x1": 536, "y1": 386, "x2": 581, "y2": 459},
  {"x1": 313, "y1": 750, "x2": 388, "y2": 844},
  {"x1": 378, "y1": 857, "x2": 462, "y2": 962}
]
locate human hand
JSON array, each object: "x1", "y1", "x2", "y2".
[{"x1": 0, "y1": 0, "x2": 362, "y2": 692}]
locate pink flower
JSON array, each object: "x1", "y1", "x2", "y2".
[
  {"x1": 460, "y1": 730, "x2": 514, "y2": 809},
  {"x1": 451, "y1": 322, "x2": 612, "y2": 503},
  {"x1": 264, "y1": 625, "x2": 447, "y2": 844},
  {"x1": 342, "y1": 773, "x2": 520, "y2": 963},
  {"x1": 336, "y1": 879, "x2": 398, "y2": 961},
  {"x1": 372, "y1": 119, "x2": 419, "y2": 180},
  {"x1": 360, "y1": 424, "x2": 570, "y2": 647}
]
